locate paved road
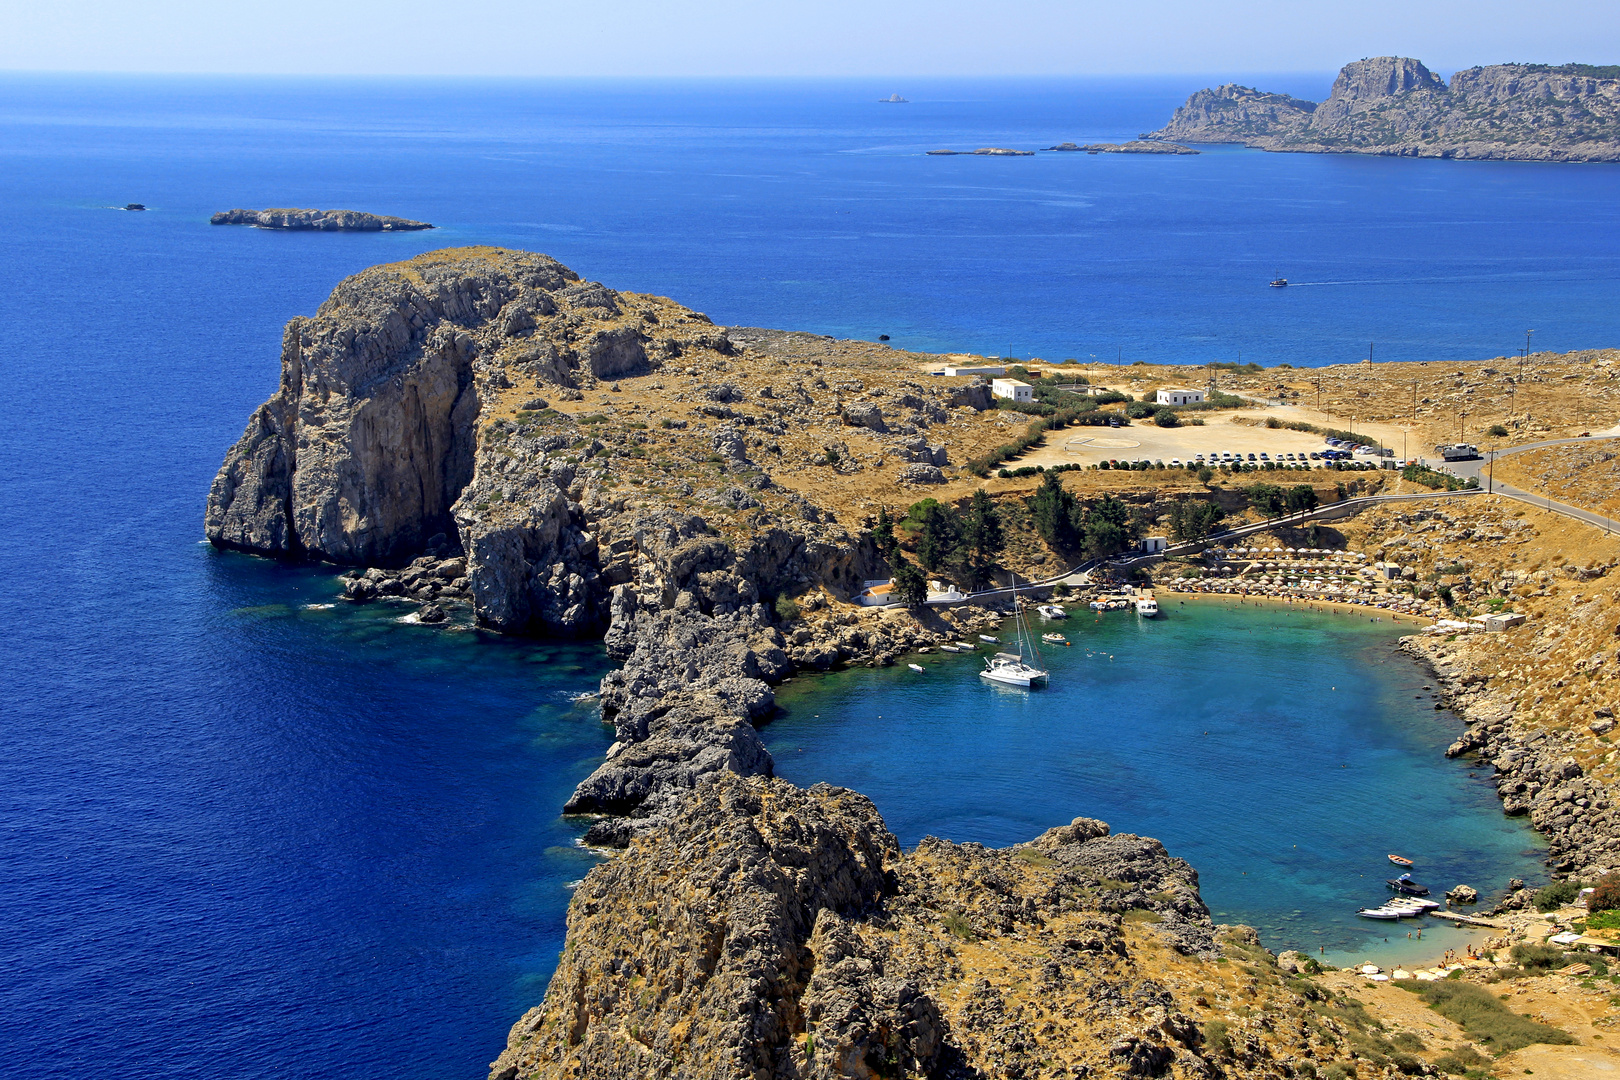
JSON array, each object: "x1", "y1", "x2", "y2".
[{"x1": 1446, "y1": 435, "x2": 1620, "y2": 535}]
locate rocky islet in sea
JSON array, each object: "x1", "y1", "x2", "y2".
[{"x1": 210, "y1": 207, "x2": 435, "y2": 231}]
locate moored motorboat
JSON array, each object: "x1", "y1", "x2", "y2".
[
  {"x1": 1357, "y1": 907, "x2": 1405, "y2": 920},
  {"x1": 1041, "y1": 632, "x2": 1068, "y2": 645},
  {"x1": 1135, "y1": 593, "x2": 1159, "y2": 617},
  {"x1": 908, "y1": 663, "x2": 925, "y2": 673},
  {"x1": 1387, "y1": 873, "x2": 1430, "y2": 896},
  {"x1": 940, "y1": 644, "x2": 960, "y2": 653},
  {"x1": 1037, "y1": 604, "x2": 1068, "y2": 620},
  {"x1": 1388, "y1": 854, "x2": 1414, "y2": 867},
  {"x1": 979, "y1": 634, "x2": 1000, "y2": 643}
]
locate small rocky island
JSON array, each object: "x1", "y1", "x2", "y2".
[
  {"x1": 1046, "y1": 140, "x2": 1199, "y2": 155},
  {"x1": 210, "y1": 208, "x2": 435, "y2": 231},
  {"x1": 925, "y1": 147, "x2": 1035, "y2": 156},
  {"x1": 1148, "y1": 56, "x2": 1620, "y2": 162}
]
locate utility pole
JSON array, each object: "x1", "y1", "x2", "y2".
[
  {"x1": 1369, "y1": 342, "x2": 1374, "y2": 364},
  {"x1": 1316, "y1": 374, "x2": 1322, "y2": 411},
  {"x1": 1488, "y1": 447, "x2": 1495, "y2": 494}
]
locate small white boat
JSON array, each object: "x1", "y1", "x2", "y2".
[
  {"x1": 978, "y1": 575, "x2": 1049, "y2": 688},
  {"x1": 940, "y1": 644, "x2": 961, "y2": 653},
  {"x1": 956, "y1": 641, "x2": 976, "y2": 649},
  {"x1": 908, "y1": 663, "x2": 925, "y2": 673},
  {"x1": 1135, "y1": 594, "x2": 1159, "y2": 617},
  {"x1": 1357, "y1": 907, "x2": 1406, "y2": 920},
  {"x1": 1089, "y1": 600, "x2": 1108, "y2": 611},
  {"x1": 1037, "y1": 604, "x2": 1068, "y2": 620},
  {"x1": 979, "y1": 634, "x2": 1000, "y2": 643},
  {"x1": 981, "y1": 651, "x2": 1048, "y2": 687},
  {"x1": 1041, "y1": 632, "x2": 1069, "y2": 645}
]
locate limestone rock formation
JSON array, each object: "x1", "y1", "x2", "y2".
[
  {"x1": 210, "y1": 208, "x2": 435, "y2": 230},
  {"x1": 1149, "y1": 57, "x2": 1620, "y2": 162},
  {"x1": 491, "y1": 775, "x2": 1338, "y2": 1080}
]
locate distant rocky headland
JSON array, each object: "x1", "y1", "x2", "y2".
[
  {"x1": 210, "y1": 208, "x2": 435, "y2": 231},
  {"x1": 1148, "y1": 57, "x2": 1620, "y2": 162}
]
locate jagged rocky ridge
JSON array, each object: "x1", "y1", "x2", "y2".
[
  {"x1": 489, "y1": 774, "x2": 1353, "y2": 1080},
  {"x1": 1149, "y1": 57, "x2": 1620, "y2": 162},
  {"x1": 211, "y1": 208, "x2": 435, "y2": 230}
]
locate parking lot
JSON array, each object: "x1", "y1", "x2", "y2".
[{"x1": 1008, "y1": 414, "x2": 1396, "y2": 470}]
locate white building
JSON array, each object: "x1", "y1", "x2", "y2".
[
  {"x1": 1140, "y1": 536, "x2": 1168, "y2": 553},
  {"x1": 992, "y1": 378, "x2": 1034, "y2": 403},
  {"x1": 944, "y1": 363, "x2": 1006, "y2": 377},
  {"x1": 1156, "y1": 388, "x2": 1205, "y2": 406}
]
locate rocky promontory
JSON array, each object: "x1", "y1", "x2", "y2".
[
  {"x1": 210, "y1": 208, "x2": 435, "y2": 231},
  {"x1": 1149, "y1": 57, "x2": 1620, "y2": 162}
]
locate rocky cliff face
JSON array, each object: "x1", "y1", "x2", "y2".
[
  {"x1": 492, "y1": 773, "x2": 1354, "y2": 1080},
  {"x1": 1150, "y1": 57, "x2": 1620, "y2": 161}
]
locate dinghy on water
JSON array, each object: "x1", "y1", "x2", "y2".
[
  {"x1": 908, "y1": 663, "x2": 925, "y2": 673},
  {"x1": 1357, "y1": 906, "x2": 1406, "y2": 920},
  {"x1": 1041, "y1": 632, "x2": 1069, "y2": 645},
  {"x1": 1388, "y1": 854, "x2": 1414, "y2": 867},
  {"x1": 979, "y1": 635, "x2": 1000, "y2": 643}
]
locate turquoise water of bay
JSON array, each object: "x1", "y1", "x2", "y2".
[
  {"x1": 765, "y1": 599, "x2": 1546, "y2": 968},
  {"x1": 0, "y1": 74, "x2": 1596, "y2": 1079}
]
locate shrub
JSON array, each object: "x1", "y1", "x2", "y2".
[
  {"x1": 1510, "y1": 943, "x2": 1569, "y2": 971},
  {"x1": 1153, "y1": 407, "x2": 1179, "y2": 427},
  {"x1": 1202, "y1": 1020, "x2": 1231, "y2": 1055},
  {"x1": 1486, "y1": 423, "x2": 1509, "y2": 437},
  {"x1": 1432, "y1": 1045, "x2": 1490, "y2": 1075},
  {"x1": 942, "y1": 910, "x2": 976, "y2": 941},
  {"x1": 1197, "y1": 466, "x2": 1214, "y2": 483},
  {"x1": 1588, "y1": 871, "x2": 1620, "y2": 912},
  {"x1": 1402, "y1": 979, "x2": 1576, "y2": 1052},
  {"x1": 1534, "y1": 879, "x2": 1586, "y2": 911},
  {"x1": 774, "y1": 595, "x2": 801, "y2": 622}
]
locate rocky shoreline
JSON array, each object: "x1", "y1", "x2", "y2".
[{"x1": 1403, "y1": 634, "x2": 1620, "y2": 897}]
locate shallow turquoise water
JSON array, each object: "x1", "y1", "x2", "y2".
[{"x1": 765, "y1": 599, "x2": 1545, "y2": 967}]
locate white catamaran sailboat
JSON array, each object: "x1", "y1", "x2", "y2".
[{"x1": 980, "y1": 577, "x2": 1049, "y2": 688}]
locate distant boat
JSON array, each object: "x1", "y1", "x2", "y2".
[
  {"x1": 123, "y1": 203, "x2": 146, "y2": 211},
  {"x1": 1269, "y1": 274, "x2": 1289, "y2": 288},
  {"x1": 880, "y1": 93, "x2": 909, "y2": 103},
  {"x1": 1135, "y1": 594, "x2": 1159, "y2": 617},
  {"x1": 1041, "y1": 632, "x2": 1069, "y2": 645},
  {"x1": 979, "y1": 634, "x2": 1000, "y2": 643},
  {"x1": 1037, "y1": 604, "x2": 1067, "y2": 620},
  {"x1": 908, "y1": 663, "x2": 925, "y2": 673},
  {"x1": 1388, "y1": 854, "x2": 1414, "y2": 867},
  {"x1": 1357, "y1": 907, "x2": 1406, "y2": 921}
]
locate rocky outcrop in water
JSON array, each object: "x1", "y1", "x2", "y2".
[
  {"x1": 490, "y1": 774, "x2": 1332, "y2": 1080},
  {"x1": 1046, "y1": 141, "x2": 1199, "y2": 155},
  {"x1": 1150, "y1": 57, "x2": 1620, "y2": 162},
  {"x1": 211, "y1": 208, "x2": 435, "y2": 230}
]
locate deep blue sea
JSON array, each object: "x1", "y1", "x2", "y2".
[{"x1": 0, "y1": 75, "x2": 1600, "y2": 1080}]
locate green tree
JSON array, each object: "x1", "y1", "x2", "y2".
[
  {"x1": 871, "y1": 505, "x2": 900, "y2": 563},
  {"x1": 892, "y1": 562, "x2": 928, "y2": 608},
  {"x1": 1083, "y1": 518, "x2": 1127, "y2": 560},
  {"x1": 959, "y1": 489, "x2": 1005, "y2": 587},
  {"x1": 1153, "y1": 407, "x2": 1179, "y2": 428},
  {"x1": 1285, "y1": 484, "x2": 1319, "y2": 514},
  {"x1": 1168, "y1": 499, "x2": 1224, "y2": 542},
  {"x1": 1247, "y1": 482, "x2": 1286, "y2": 517},
  {"x1": 1028, "y1": 471, "x2": 1079, "y2": 548},
  {"x1": 1196, "y1": 465, "x2": 1214, "y2": 483},
  {"x1": 916, "y1": 502, "x2": 961, "y2": 572}
]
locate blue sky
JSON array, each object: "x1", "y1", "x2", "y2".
[{"x1": 5, "y1": 0, "x2": 1618, "y2": 77}]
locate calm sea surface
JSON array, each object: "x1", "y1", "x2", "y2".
[{"x1": 0, "y1": 76, "x2": 1594, "y2": 1079}]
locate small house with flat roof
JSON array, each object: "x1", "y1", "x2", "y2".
[
  {"x1": 992, "y1": 378, "x2": 1033, "y2": 403},
  {"x1": 1156, "y1": 388, "x2": 1205, "y2": 406}
]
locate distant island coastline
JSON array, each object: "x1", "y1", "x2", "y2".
[
  {"x1": 211, "y1": 208, "x2": 435, "y2": 231},
  {"x1": 1147, "y1": 57, "x2": 1620, "y2": 162}
]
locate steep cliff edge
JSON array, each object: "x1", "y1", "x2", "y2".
[
  {"x1": 1150, "y1": 57, "x2": 1620, "y2": 162},
  {"x1": 492, "y1": 773, "x2": 1358, "y2": 1080}
]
